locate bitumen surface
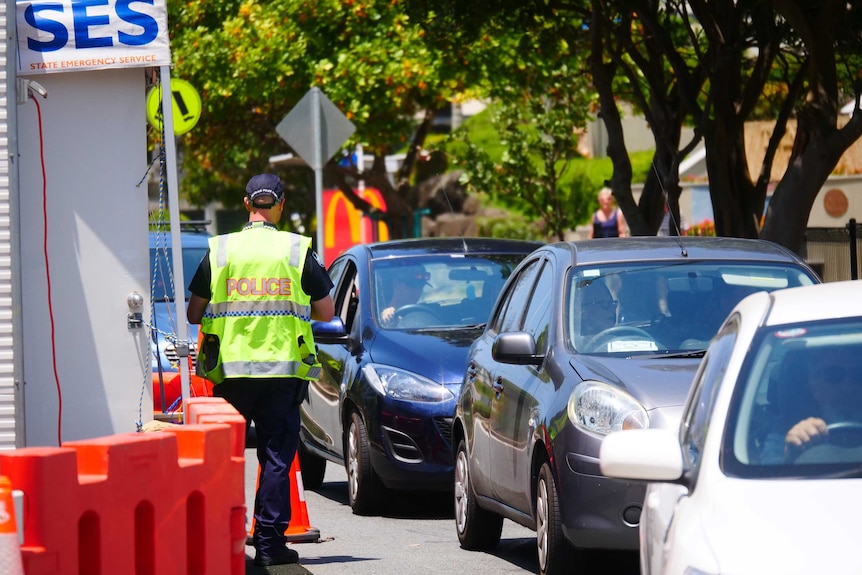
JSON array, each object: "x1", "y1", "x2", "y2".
[{"x1": 244, "y1": 559, "x2": 312, "y2": 575}]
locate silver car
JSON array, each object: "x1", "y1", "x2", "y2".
[{"x1": 453, "y1": 237, "x2": 820, "y2": 575}]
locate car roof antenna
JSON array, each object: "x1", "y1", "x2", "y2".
[{"x1": 652, "y1": 163, "x2": 687, "y2": 257}]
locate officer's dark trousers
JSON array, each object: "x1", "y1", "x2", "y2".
[{"x1": 213, "y1": 377, "x2": 303, "y2": 558}]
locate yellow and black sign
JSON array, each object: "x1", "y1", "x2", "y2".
[{"x1": 146, "y1": 78, "x2": 202, "y2": 136}]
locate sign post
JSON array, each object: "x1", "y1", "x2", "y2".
[
  {"x1": 158, "y1": 65, "x2": 192, "y2": 424},
  {"x1": 311, "y1": 88, "x2": 324, "y2": 264},
  {"x1": 276, "y1": 87, "x2": 356, "y2": 263}
]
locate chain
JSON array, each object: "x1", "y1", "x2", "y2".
[
  {"x1": 145, "y1": 319, "x2": 196, "y2": 350},
  {"x1": 141, "y1": 68, "x2": 185, "y2": 427}
]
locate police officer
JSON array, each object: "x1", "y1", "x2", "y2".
[{"x1": 187, "y1": 173, "x2": 334, "y2": 567}]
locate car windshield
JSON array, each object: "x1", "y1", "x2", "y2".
[
  {"x1": 372, "y1": 254, "x2": 524, "y2": 329},
  {"x1": 566, "y1": 262, "x2": 816, "y2": 355},
  {"x1": 150, "y1": 245, "x2": 208, "y2": 302},
  {"x1": 724, "y1": 319, "x2": 862, "y2": 478}
]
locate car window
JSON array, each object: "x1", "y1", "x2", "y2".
[
  {"x1": 522, "y1": 261, "x2": 554, "y2": 354},
  {"x1": 328, "y1": 259, "x2": 357, "y2": 325},
  {"x1": 724, "y1": 318, "x2": 862, "y2": 478},
  {"x1": 565, "y1": 261, "x2": 817, "y2": 355},
  {"x1": 327, "y1": 258, "x2": 347, "y2": 297},
  {"x1": 492, "y1": 258, "x2": 542, "y2": 334},
  {"x1": 150, "y1": 241, "x2": 209, "y2": 302},
  {"x1": 371, "y1": 253, "x2": 524, "y2": 329},
  {"x1": 679, "y1": 317, "x2": 738, "y2": 477}
]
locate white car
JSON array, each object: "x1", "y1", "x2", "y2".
[{"x1": 599, "y1": 280, "x2": 862, "y2": 575}]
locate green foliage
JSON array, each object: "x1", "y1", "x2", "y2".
[
  {"x1": 443, "y1": 71, "x2": 595, "y2": 240},
  {"x1": 476, "y1": 212, "x2": 547, "y2": 241},
  {"x1": 167, "y1": 0, "x2": 472, "y2": 206},
  {"x1": 443, "y1": 104, "x2": 653, "y2": 238}
]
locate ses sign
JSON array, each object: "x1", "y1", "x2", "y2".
[{"x1": 17, "y1": 0, "x2": 171, "y2": 75}]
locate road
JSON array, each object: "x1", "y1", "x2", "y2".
[{"x1": 243, "y1": 452, "x2": 639, "y2": 575}]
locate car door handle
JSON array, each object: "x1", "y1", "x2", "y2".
[{"x1": 492, "y1": 377, "x2": 504, "y2": 395}]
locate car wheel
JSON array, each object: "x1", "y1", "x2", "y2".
[
  {"x1": 298, "y1": 444, "x2": 327, "y2": 490},
  {"x1": 346, "y1": 411, "x2": 384, "y2": 515},
  {"x1": 454, "y1": 438, "x2": 503, "y2": 550},
  {"x1": 536, "y1": 463, "x2": 577, "y2": 575}
]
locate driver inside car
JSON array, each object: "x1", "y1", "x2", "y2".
[
  {"x1": 578, "y1": 278, "x2": 618, "y2": 343},
  {"x1": 761, "y1": 352, "x2": 862, "y2": 463},
  {"x1": 379, "y1": 264, "x2": 430, "y2": 327},
  {"x1": 785, "y1": 362, "x2": 862, "y2": 453}
]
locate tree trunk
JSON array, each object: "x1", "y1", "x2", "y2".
[
  {"x1": 589, "y1": 2, "x2": 649, "y2": 236},
  {"x1": 761, "y1": 1, "x2": 862, "y2": 254},
  {"x1": 761, "y1": 109, "x2": 862, "y2": 254},
  {"x1": 703, "y1": 117, "x2": 761, "y2": 239}
]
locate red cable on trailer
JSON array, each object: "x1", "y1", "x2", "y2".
[{"x1": 32, "y1": 96, "x2": 63, "y2": 446}]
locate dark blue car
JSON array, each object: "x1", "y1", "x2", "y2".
[{"x1": 300, "y1": 237, "x2": 542, "y2": 515}]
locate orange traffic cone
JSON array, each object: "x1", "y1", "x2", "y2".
[
  {"x1": 0, "y1": 476, "x2": 24, "y2": 575},
  {"x1": 247, "y1": 453, "x2": 321, "y2": 544},
  {"x1": 283, "y1": 454, "x2": 320, "y2": 543}
]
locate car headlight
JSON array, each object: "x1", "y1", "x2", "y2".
[
  {"x1": 362, "y1": 364, "x2": 454, "y2": 403},
  {"x1": 568, "y1": 380, "x2": 648, "y2": 435}
]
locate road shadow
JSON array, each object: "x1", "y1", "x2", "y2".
[
  {"x1": 488, "y1": 536, "x2": 538, "y2": 573},
  {"x1": 485, "y1": 539, "x2": 638, "y2": 575},
  {"x1": 380, "y1": 489, "x2": 452, "y2": 519},
  {"x1": 307, "y1": 480, "x2": 349, "y2": 506},
  {"x1": 581, "y1": 549, "x2": 640, "y2": 575},
  {"x1": 308, "y1": 479, "x2": 453, "y2": 519},
  {"x1": 244, "y1": 557, "x2": 313, "y2": 574}
]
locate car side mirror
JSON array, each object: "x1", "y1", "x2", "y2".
[
  {"x1": 492, "y1": 332, "x2": 544, "y2": 366},
  {"x1": 599, "y1": 429, "x2": 687, "y2": 485},
  {"x1": 312, "y1": 317, "x2": 348, "y2": 344}
]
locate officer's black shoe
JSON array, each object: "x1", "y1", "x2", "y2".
[{"x1": 253, "y1": 547, "x2": 300, "y2": 566}]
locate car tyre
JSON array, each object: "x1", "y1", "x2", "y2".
[
  {"x1": 454, "y1": 438, "x2": 503, "y2": 550},
  {"x1": 298, "y1": 443, "x2": 327, "y2": 490},
  {"x1": 346, "y1": 411, "x2": 384, "y2": 515},
  {"x1": 536, "y1": 462, "x2": 577, "y2": 575}
]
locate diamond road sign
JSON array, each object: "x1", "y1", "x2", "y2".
[{"x1": 276, "y1": 88, "x2": 356, "y2": 169}]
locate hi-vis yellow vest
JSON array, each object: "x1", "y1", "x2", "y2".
[{"x1": 198, "y1": 224, "x2": 321, "y2": 384}]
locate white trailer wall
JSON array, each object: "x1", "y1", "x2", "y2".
[
  {"x1": 0, "y1": 0, "x2": 15, "y2": 450},
  {"x1": 16, "y1": 70, "x2": 151, "y2": 446}
]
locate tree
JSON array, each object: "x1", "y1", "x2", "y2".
[
  {"x1": 413, "y1": 1, "x2": 862, "y2": 254},
  {"x1": 440, "y1": 16, "x2": 596, "y2": 241},
  {"x1": 166, "y1": 0, "x2": 476, "y2": 237},
  {"x1": 411, "y1": 0, "x2": 692, "y2": 236},
  {"x1": 620, "y1": 0, "x2": 862, "y2": 252},
  {"x1": 452, "y1": 101, "x2": 593, "y2": 241}
]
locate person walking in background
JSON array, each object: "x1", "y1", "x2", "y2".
[
  {"x1": 187, "y1": 173, "x2": 334, "y2": 567},
  {"x1": 588, "y1": 187, "x2": 627, "y2": 238}
]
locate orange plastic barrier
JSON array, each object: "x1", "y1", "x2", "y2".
[
  {"x1": 186, "y1": 397, "x2": 248, "y2": 458},
  {"x1": 0, "y1": 404, "x2": 246, "y2": 575},
  {"x1": 247, "y1": 454, "x2": 320, "y2": 544}
]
